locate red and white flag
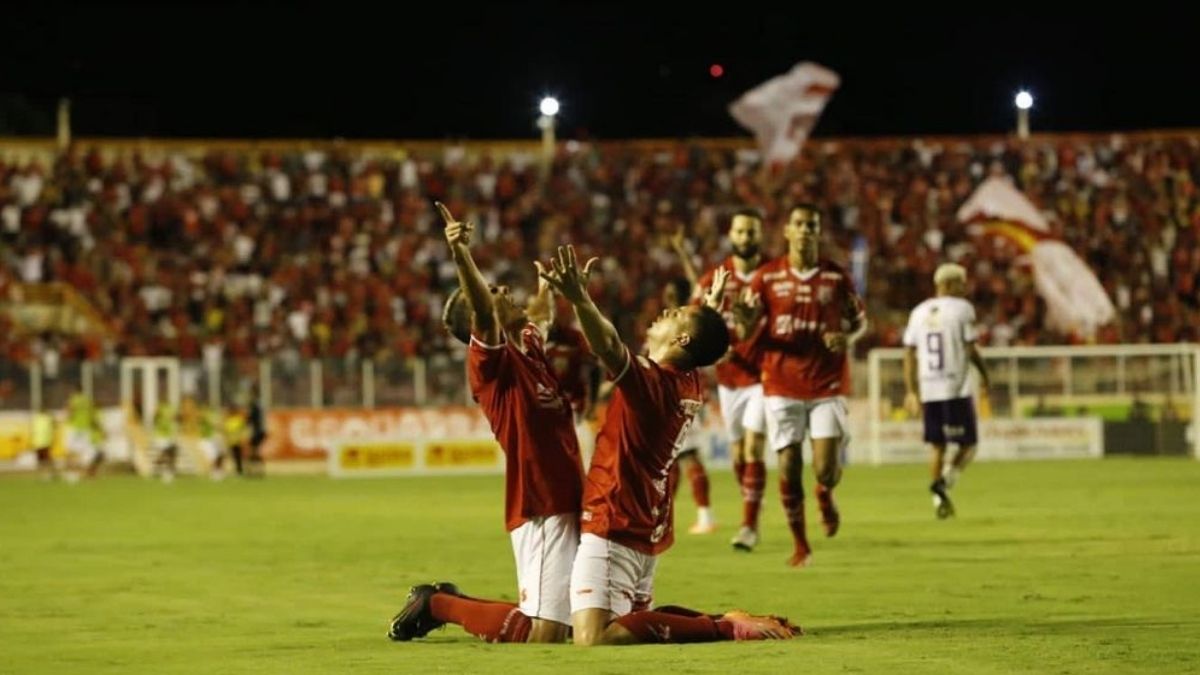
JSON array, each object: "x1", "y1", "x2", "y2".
[
  {"x1": 729, "y1": 62, "x2": 840, "y2": 164},
  {"x1": 958, "y1": 177, "x2": 1116, "y2": 336}
]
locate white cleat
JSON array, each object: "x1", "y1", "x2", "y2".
[{"x1": 731, "y1": 526, "x2": 759, "y2": 552}]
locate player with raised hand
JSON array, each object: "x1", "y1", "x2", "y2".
[
  {"x1": 539, "y1": 244, "x2": 799, "y2": 646},
  {"x1": 388, "y1": 201, "x2": 583, "y2": 644}
]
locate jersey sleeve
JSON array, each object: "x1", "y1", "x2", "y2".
[{"x1": 467, "y1": 332, "x2": 510, "y2": 394}]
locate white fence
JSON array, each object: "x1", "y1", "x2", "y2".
[{"x1": 866, "y1": 343, "x2": 1200, "y2": 462}]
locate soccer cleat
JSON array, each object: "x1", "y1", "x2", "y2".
[
  {"x1": 720, "y1": 611, "x2": 801, "y2": 640},
  {"x1": 688, "y1": 521, "x2": 717, "y2": 535},
  {"x1": 387, "y1": 584, "x2": 442, "y2": 641},
  {"x1": 433, "y1": 581, "x2": 463, "y2": 597},
  {"x1": 815, "y1": 486, "x2": 840, "y2": 537},
  {"x1": 930, "y1": 478, "x2": 955, "y2": 519},
  {"x1": 731, "y1": 526, "x2": 759, "y2": 552}
]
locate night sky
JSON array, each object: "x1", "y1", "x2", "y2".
[{"x1": 2, "y1": 3, "x2": 1196, "y2": 139}]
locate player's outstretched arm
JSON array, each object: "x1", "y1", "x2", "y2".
[
  {"x1": 669, "y1": 225, "x2": 701, "y2": 290},
  {"x1": 435, "y1": 201, "x2": 499, "y2": 344},
  {"x1": 538, "y1": 245, "x2": 626, "y2": 375}
]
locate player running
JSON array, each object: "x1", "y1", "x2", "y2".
[
  {"x1": 733, "y1": 203, "x2": 867, "y2": 567},
  {"x1": 673, "y1": 208, "x2": 770, "y2": 549}
]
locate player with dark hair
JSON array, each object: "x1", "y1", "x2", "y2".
[
  {"x1": 734, "y1": 203, "x2": 867, "y2": 567},
  {"x1": 543, "y1": 245, "x2": 797, "y2": 645},
  {"x1": 389, "y1": 202, "x2": 583, "y2": 644},
  {"x1": 673, "y1": 208, "x2": 771, "y2": 549}
]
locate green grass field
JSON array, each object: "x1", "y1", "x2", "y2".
[{"x1": 2, "y1": 459, "x2": 1198, "y2": 674}]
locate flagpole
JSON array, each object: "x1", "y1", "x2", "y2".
[{"x1": 1015, "y1": 91, "x2": 1033, "y2": 140}]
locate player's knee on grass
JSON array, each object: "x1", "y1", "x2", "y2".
[
  {"x1": 527, "y1": 618, "x2": 570, "y2": 643},
  {"x1": 571, "y1": 608, "x2": 610, "y2": 646},
  {"x1": 571, "y1": 609, "x2": 638, "y2": 646}
]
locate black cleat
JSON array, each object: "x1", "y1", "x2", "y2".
[
  {"x1": 387, "y1": 584, "x2": 443, "y2": 641},
  {"x1": 930, "y1": 478, "x2": 955, "y2": 519},
  {"x1": 433, "y1": 581, "x2": 463, "y2": 597}
]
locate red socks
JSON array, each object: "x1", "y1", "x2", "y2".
[
  {"x1": 429, "y1": 594, "x2": 532, "y2": 643},
  {"x1": 742, "y1": 460, "x2": 766, "y2": 530},
  {"x1": 780, "y1": 477, "x2": 809, "y2": 553},
  {"x1": 686, "y1": 460, "x2": 711, "y2": 508}
]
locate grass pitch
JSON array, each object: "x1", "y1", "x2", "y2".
[{"x1": 1, "y1": 458, "x2": 1197, "y2": 674}]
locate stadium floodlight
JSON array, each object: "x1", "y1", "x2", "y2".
[
  {"x1": 539, "y1": 96, "x2": 560, "y2": 117},
  {"x1": 1015, "y1": 91, "x2": 1034, "y2": 110}
]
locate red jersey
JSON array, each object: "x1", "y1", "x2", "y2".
[
  {"x1": 467, "y1": 324, "x2": 584, "y2": 532},
  {"x1": 581, "y1": 348, "x2": 705, "y2": 556},
  {"x1": 749, "y1": 258, "x2": 865, "y2": 399},
  {"x1": 695, "y1": 257, "x2": 767, "y2": 389},
  {"x1": 544, "y1": 325, "x2": 595, "y2": 417}
]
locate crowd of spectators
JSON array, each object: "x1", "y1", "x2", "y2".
[{"x1": 1, "y1": 132, "x2": 1197, "y2": 385}]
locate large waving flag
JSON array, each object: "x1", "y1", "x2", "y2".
[
  {"x1": 957, "y1": 177, "x2": 1116, "y2": 336},
  {"x1": 729, "y1": 62, "x2": 840, "y2": 164}
]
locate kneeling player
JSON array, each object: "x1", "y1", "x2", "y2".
[
  {"x1": 388, "y1": 203, "x2": 583, "y2": 644},
  {"x1": 550, "y1": 247, "x2": 798, "y2": 645}
]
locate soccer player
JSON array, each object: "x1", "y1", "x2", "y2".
[
  {"x1": 544, "y1": 245, "x2": 796, "y2": 644},
  {"x1": 64, "y1": 387, "x2": 102, "y2": 481},
  {"x1": 733, "y1": 203, "x2": 867, "y2": 567},
  {"x1": 223, "y1": 405, "x2": 248, "y2": 475},
  {"x1": 245, "y1": 384, "x2": 267, "y2": 478},
  {"x1": 196, "y1": 403, "x2": 228, "y2": 481},
  {"x1": 673, "y1": 209, "x2": 770, "y2": 549},
  {"x1": 388, "y1": 202, "x2": 584, "y2": 644},
  {"x1": 152, "y1": 401, "x2": 180, "y2": 483},
  {"x1": 902, "y1": 263, "x2": 991, "y2": 518},
  {"x1": 31, "y1": 404, "x2": 58, "y2": 480}
]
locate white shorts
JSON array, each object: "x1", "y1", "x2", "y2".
[
  {"x1": 569, "y1": 533, "x2": 657, "y2": 617},
  {"x1": 198, "y1": 438, "x2": 225, "y2": 463},
  {"x1": 66, "y1": 429, "x2": 98, "y2": 463},
  {"x1": 764, "y1": 395, "x2": 849, "y2": 452},
  {"x1": 717, "y1": 384, "x2": 766, "y2": 442},
  {"x1": 510, "y1": 513, "x2": 579, "y2": 625}
]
